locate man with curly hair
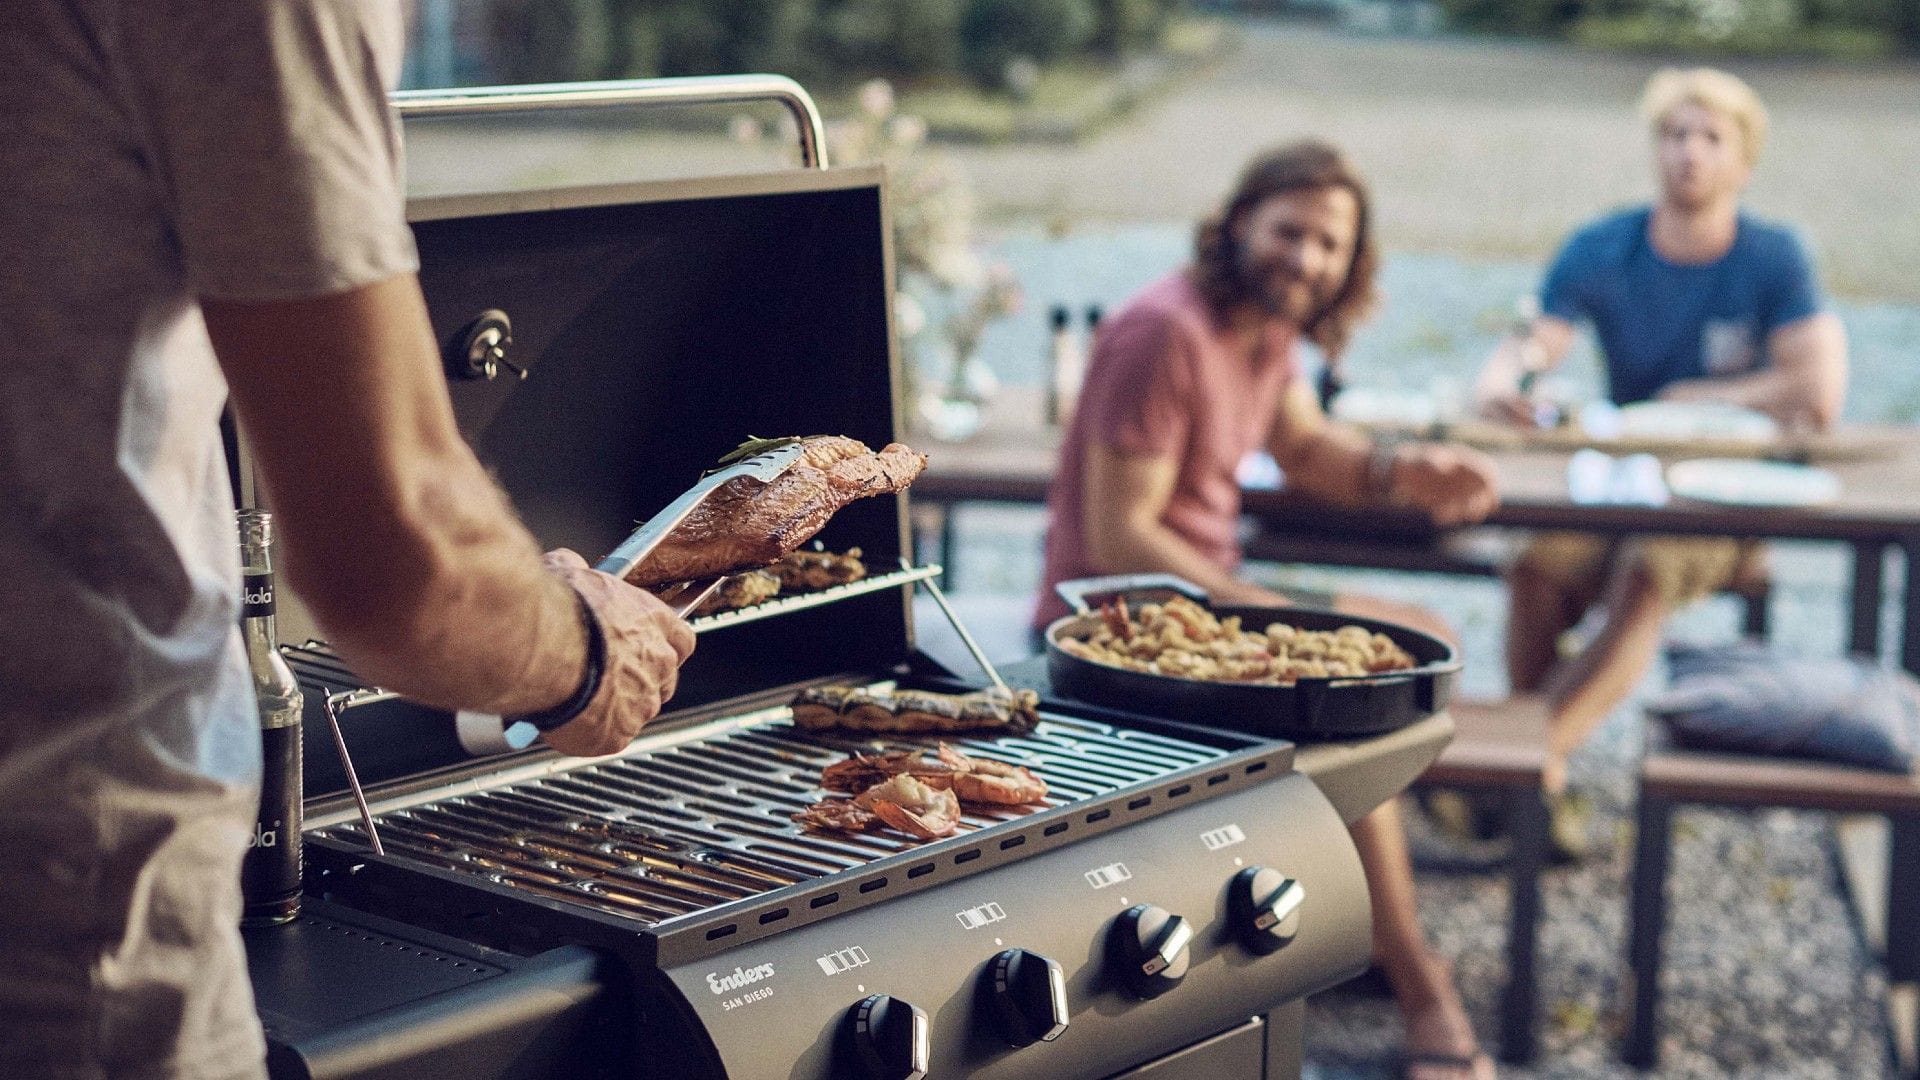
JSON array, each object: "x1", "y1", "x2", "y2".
[{"x1": 1035, "y1": 140, "x2": 1500, "y2": 1080}]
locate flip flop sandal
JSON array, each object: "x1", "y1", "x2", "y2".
[{"x1": 1400, "y1": 1050, "x2": 1495, "y2": 1080}]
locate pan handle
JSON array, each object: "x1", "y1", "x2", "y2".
[{"x1": 1054, "y1": 573, "x2": 1209, "y2": 615}]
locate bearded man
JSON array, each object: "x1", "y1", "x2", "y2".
[{"x1": 1034, "y1": 140, "x2": 1501, "y2": 1080}]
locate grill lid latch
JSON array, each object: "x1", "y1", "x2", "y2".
[{"x1": 448, "y1": 309, "x2": 525, "y2": 382}]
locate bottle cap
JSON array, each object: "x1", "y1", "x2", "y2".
[
  {"x1": 1085, "y1": 305, "x2": 1103, "y2": 327},
  {"x1": 1050, "y1": 305, "x2": 1070, "y2": 329}
]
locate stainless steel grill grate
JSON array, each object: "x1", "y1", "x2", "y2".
[{"x1": 314, "y1": 708, "x2": 1230, "y2": 925}]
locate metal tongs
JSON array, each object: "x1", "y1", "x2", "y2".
[
  {"x1": 459, "y1": 440, "x2": 808, "y2": 752},
  {"x1": 329, "y1": 441, "x2": 809, "y2": 853},
  {"x1": 595, "y1": 440, "x2": 807, "y2": 613}
]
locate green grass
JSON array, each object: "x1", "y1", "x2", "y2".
[
  {"x1": 1571, "y1": 15, "x2": 1898, "y2": 60},
  {"x1": 814, "y1": 17, "x2": 1235, "y2": 145}
]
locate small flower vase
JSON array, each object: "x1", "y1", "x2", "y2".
[{"x1": 912, "y1": 341, "x2": 993, "y2": 442}]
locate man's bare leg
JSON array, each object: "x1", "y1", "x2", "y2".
[
  {"x1": 1503, "y1": 560, "x2": 1586, "y2": 695},
  {"x1": 1355, "y1": 801, "x2": 1495, "y2": 1079},
  {"x1": 1538, "y1": 559, "x2": 1668, "y2": 793}
]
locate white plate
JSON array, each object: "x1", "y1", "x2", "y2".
[
  {"x1": 1665, "y1": 458, "x2": 1841, "y2": 508},
  {"x1": 1615, "y1": 401, "x2": 1779, "y2": 443},
  {"x1": 1330, "y1": 386, "x2": 1437, "y2": 428}
]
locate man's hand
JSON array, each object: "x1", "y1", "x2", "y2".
[
  {"x1": 1477, "y1": 392, "x2": 1544, "y2": 429},
  {"x1": 1388, "y1": 444, "x2": 1500, "y2": 527},
  {"x1": 536, "y1": 549, "x2": 697, "y2": 758}
]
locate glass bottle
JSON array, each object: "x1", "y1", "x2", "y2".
[{"x1": 237, "y1": 509, "x2": 303, "y2": 926}]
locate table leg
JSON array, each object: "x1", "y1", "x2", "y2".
[
  {"x1": 1850, "y1": 540, "x2": 1887, "y2": 659},
  {"x1": 1624, "y1": 795, "x2": 1675, "y2": 1070},
  {"x1": 1500, "y1": 788, "x2": 1546, "y2": 1064},
  {"x1": 1904, "y1": 536, "x2": 1920, "y2": 676},
  {"x1": 939, "y1": 505, "x2": 959, "y2": 588},
  {"x1": 1890, "y1": 814, "x2": 1920, "y2": 984}
]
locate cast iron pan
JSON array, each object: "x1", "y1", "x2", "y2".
[{"x1": 1044, "y1": 574, "x2": 1459, "y2": 740}]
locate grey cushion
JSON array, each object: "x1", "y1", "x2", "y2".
[{"x1": 1648, "y1": 641, "x2": 1920, "y2": 774}]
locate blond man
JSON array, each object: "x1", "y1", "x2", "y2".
[{"x1": 1474, "y1": 68, "x2": 1849, "y2": 812}]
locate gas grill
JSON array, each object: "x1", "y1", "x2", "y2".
[{"x1": 240, "y1": 78, "x2": 1439, "y2": 1080}]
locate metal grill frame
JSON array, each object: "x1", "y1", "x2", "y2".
[{"x1": 307, "y1": 683, "x2": 1294, "y2": 969}]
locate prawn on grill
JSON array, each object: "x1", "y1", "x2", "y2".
[
  {"x1": 854, "y1": 774, "x2": 961, "y2": 840},
  {"x1": 936, "y1": 744, "x2": 1049, "y2": 805},
  {"x1": 791, "y1": 797, "x2": 883, "y2": 834},
  {"x1": 820, "y1": 749, "x2": 960, "y2": 794}
]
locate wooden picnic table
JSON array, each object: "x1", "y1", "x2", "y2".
[{"x1": 910, "y1": 386, "x2": 1920, "y2": 671}]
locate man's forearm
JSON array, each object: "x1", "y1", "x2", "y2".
[
  {"x1": 1274, "y1": 423, "x2": 1374, "y2": 507},
  {"x1": 209, "y1": 276, "x2": 585, "y2": 718},
  {"x1": 277, "y1": 453, "x2": 586, "y2": 717},
  {"x1": 1658, "y1": 367, "x2": 1825, "y2": 428}
]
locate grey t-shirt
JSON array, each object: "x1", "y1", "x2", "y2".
[{"x1": 0, "y1": 3, "x2": 417, "y2": 1076}]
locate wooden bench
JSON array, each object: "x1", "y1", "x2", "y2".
[
  {"x1": 1624, "y1": 743, "x2": 1920, "y2": 1075},
  {"x1": 1412, "y1": 695, "x2": 1552, "y2": 1064}
]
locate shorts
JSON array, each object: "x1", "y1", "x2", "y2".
[{"x1": 1514, "y1": 532, "x2": 1766, "y2": 611}]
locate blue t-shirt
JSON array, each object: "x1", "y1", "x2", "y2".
[{"x1": 1540, "y1": 206, "x2": 1824, "y2": 405}]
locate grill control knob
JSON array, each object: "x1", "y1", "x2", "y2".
[
  {"x1": 1229, "y1": 867, "x2": 1306, "y2": 954},
  {"x1": 1108, "y1": 904, "x2": 1194, "y2": 999},
  {"x1": 838, "y1": 994, "x2": 930, "y2": 1080},
  {"x1": 985, "y1": 948, "x2": 1070, "y2": 1047}
]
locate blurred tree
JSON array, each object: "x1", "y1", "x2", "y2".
[
  {"x1": 487, "y1": 0, "x2": 612, "y2": 83},
  {"x1": 1089, "y1": 0, "x2": 1181, "y2": 56},
  {"x1": 606, "y1": 0, "x2": 818, "y2": 78},
  {"x1": 1438, "y1": 0, "x2": 1586, "y2": 34},
  {"x1": 960, "y1": 0, "x2": 1100, "y2": 85},
  {"x1": 813, "y1": 0, "x2": 966, "y2": 78}
]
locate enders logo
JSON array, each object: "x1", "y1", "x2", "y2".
[
  {"x1": 706, "y1": 963, "x2": 776, "y2": 995},
  {"x1": 243, "y1": 573, "x2": 275, "y2": 618}
]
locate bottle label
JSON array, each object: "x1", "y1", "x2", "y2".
[
  {"x1": 243, "y1": 572, "x2": 275, "y2": 619},
  {"x1": 243, "y1": 723, "x2": 303, "y2": 921}
]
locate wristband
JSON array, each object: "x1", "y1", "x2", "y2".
[{"x1": 506, "y1": 588, "x2": 606, "y2": 733}]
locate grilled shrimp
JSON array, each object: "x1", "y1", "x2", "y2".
[
  {"x1": 791, "y1": 797, "x2": 881, "y2": 833},
  {"x1": 935, "y1": 744, "x2": 1049, "y2": 806},
  {"x1": 820, "y1": 749, "x2": 959, "y2": 793},
  {"x1": 854, "y1": 774, "x2": 961, "y2": 839}
]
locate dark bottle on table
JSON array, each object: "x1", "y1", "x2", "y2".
[
  {"x1": 238, "y1": 509, "x2": 303, "y2": 926},
  {"x1": 1044, "y1": 305, "x2": 1077, "y2": 427}
]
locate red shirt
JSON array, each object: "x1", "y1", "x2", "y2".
[{"x1": 1034, "y1": 271, "x2": 1299, "y2": 627}]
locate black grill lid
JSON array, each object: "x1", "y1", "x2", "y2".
[{"x1": 410, "y1": 168, "x2": 904, "y2": 571}]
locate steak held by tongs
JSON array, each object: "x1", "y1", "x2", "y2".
[{"x1": 624, "y1": 436, "x2": 926, "y2": 589}]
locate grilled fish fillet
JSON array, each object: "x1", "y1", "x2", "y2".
[
  {"x1": 791, "y1": 685, "x2": 1041, "y2": 735},
  {"x1": 625, "y1": 437, "x2": 926, "y2": 588}
]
